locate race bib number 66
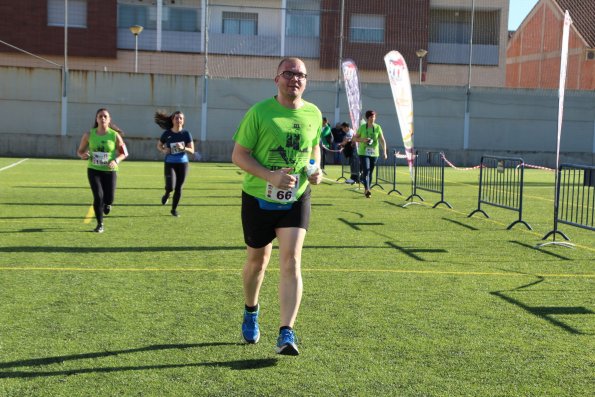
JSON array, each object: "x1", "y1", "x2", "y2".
[{"x1": 265, "y1": 174, "x2": 299, "y2": 203}]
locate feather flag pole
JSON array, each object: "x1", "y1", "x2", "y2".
[
  {"x1": 341, "y1": 59, "x2": 362, "y2": 129},
  {"x1": 384, "y1": 51, "x2": 415, "y2": 177}
]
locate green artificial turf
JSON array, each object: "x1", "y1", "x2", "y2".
[{"x1": 0, "y1": 158, "x2": 593, "y2": 396}]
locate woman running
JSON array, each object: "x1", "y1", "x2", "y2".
[
  {"x1": 155, "y1": 110, "x2": 194, "y2": 217},
  {"x1": 77, "y1": 108, "x2": 128, "y2": 233}
]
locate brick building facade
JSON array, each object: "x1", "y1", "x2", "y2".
[
  {"x1": 320, "y1": 0, "x2": 430, "y2": 72},
  {"x1": 506, "y1": 0, "x2": 594, "y2": 90},
  {"x1": 0, "y1": 0, "x2": 117, "y2": 58}
]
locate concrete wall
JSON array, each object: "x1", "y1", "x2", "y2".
[{"x1": 0, "y1": 66, "x2": 594, "y2": 167}]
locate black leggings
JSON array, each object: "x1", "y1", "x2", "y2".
[
  {"x1": 87, "y1": 168, "x2": 117, "y2": 225},
  {"x1": 164, "y1": 162, "x2": 188, "y2": 210}
]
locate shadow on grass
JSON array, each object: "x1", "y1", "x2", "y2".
[
  {"x1": 0, "y1": 228, "x2": 70, "y2": 234},
  {"x1": 491, "y1": 278, "x2": 593, "y2": 335},
  {"x1": 382, "y1": 200, "x2": 409, "y2": 208},
  {"x1": 508, "y1": 241, "x2": 571, "y2": 260},
  {"x1": 0, "y1": 343, "x2": 277, "y2": 378},
  {"x1": 442, "y1": 217, "x2": 479, "y2": 231},
  {"x1": 1, "y1": 202, "x2": 240, "y2": 207},
  {"x1": 0, "y1": 246, "x2": 248, "y2": 253},
  {"x1": 385, "y1": 241, "x2": 447, "y2": 261},
  {"x1": 0, "y1": 244, "x2": 400, "y2": 253},
  {"x1": 338, "y1": 218, "x2": 384, "y2": 231},
  {"x1": 0, "y1": 215, "x2": 155, "y2": 221},
  {"x1": 11, "y1": 186, "x2": 216, "y2": 191}
]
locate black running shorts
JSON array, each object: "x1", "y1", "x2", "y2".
[{"x1": 241, "y1": 186, "x2": 311, "y2": 248}]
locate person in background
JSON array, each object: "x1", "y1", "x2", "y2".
[
  {"x1": 331, "y1": 122, "x2": 345, "y2": 164},
  {"x1": 155, "y1": 110, "x2": 194, "y2": 217},
  {"x1": 353, "y1": 110, "x2": 387, "y2": 198},
  {"x1": 338, "y1": 122, "x2": 358, "y2": 184},
  {"x1": 77, "y1": 108, "x2": 128, "y2": 233},
  {"x1": 320, "y1": 117, "x2": 333, "y2": 170},
  {"x1": 232, "y1": 57, "x2": 322, "y2": 356}
]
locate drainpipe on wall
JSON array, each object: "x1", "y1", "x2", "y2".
[
  {"x1": 334, "y1": 0, "x2": 345, "y2": 124},
  {"x1": 200, "y1": 0, "x2": 210, "y2": 155},
  {"x1": 463, "y1": 0, "x2": 475, "y2": 151},
  {"x1": 156, "y1": 0, "x2": 162, "y2": 51},
  {"x1": 280, "y1": 0, "x2": 286, "y2": 56},
  {"x1": 61, "y1": 0, "x2": 68, "y2": 136}
]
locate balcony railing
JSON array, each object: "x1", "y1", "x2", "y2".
[{"x1": 428, "y1": 42, "x2": 499, "y2": 65}]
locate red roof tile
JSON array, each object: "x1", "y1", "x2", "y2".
[{"x1": 555, "y1": 0, "x2": 595, "y2": 46}]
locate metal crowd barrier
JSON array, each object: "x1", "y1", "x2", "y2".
[
  {"x1": 336, "y1": 151, "x2": 360, "y2": 185},
  {"x1": 371, "y1": 149, "x2": 402, "y2": 195},
  {"x1": 541, "y1": 163, "x2": 595, "y2": 244},
  {"x1": 468, "y1": 155, "x2": 532, "y2": 230},
  {"x1": 405, "y1": 151, "x2": 451, "y2": 208}
]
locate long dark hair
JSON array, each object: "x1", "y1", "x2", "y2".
[
  {"x1": 92, "y1": 108, "x2": 124, "y2": 135},
  {"x1": 154, "y1": 110, "x2": 183, "y2": 130}
]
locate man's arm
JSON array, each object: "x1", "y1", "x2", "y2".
[{"x1": 308, "y1": 144, "x2": 322, "y2": 185}]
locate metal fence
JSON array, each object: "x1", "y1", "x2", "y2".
[
  {"x1": 337, "y1": 152, "x2": 360, "y2": 185},
  {"x1": 370, "y1": 150, "x2": 402, "y2": 195},
  {"x1": 405, "y1": 151, "x2": 451, "y2": 208},
  {"x1": 468, "y1": 155, "x2": 532, "y2": 230},
  {"x1": 541, "y1": 163, "x2": 595, "y2": 243}
]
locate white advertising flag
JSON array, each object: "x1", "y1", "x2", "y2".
[
  {"x1": 384, "y1": 51, "x2": 414, "y2": 175},
  {"x1": 556, "y1": 11, "x2": 572, "y2": 172},
  {"x1": 341, "y1": 59, "x2": 362, "y2": 129}
]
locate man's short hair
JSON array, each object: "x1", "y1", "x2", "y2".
[{"x1": 277, "y1": 57, "x2": 304, "y2": 73}]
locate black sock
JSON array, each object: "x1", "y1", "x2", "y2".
[
  {"x1": 279, "y1": 326, "x2": 292, "y2": 333},
  {"x1": 245, "y1": 304, "x2": 258, "y2": 313}
]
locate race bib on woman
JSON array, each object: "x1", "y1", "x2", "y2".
[
  {"x1": 92, "y1": 152, "x2": 109, "y2": 165},
  {"x1": 170, "y1": 142, "x2": 185, "y2": 154}
]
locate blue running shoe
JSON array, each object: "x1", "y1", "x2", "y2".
[
  {"x1": 242, "y1": 307, "x2": 260, "y2": 344},
  {"x1": 276, "y1": 329, "x2": 299, "y2": 355}
]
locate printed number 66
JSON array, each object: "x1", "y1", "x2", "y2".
[{"x1": 277, "y1": 191, "x2": 292, "y2": 200}]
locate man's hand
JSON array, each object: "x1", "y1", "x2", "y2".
[
  {"x1": 307, "y1": 169, "x2": 322, "y2": 185},
  {"x1": 268, "y1": 168, "x2": 297, "y2": 189}
]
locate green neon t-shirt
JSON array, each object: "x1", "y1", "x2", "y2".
[
  {"x1": 321, "y1": 124, "x2": 332, "y2": 148},
  {"x1": 356, "y1": 123, "x2": 383, "y2": 157},
  {"x1": 87, "y1": 127, "x2": 119, "y2": 172},
  {"x1": 233, "y1": 96, "x2": 322, "y2": 201}
]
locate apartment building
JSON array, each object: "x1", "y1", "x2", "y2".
[{"x1": 0, "y1": 0, "x2": 508, "y2": 86}]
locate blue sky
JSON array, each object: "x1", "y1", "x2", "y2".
[{"x1": 508, "y1": 0, "x2": 540, "y2": 30}]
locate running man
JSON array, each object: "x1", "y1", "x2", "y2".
[{"x1": 231, "y1": 57, "x2": 323, "y2": 355}]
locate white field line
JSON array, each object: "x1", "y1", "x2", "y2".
[
  {"x1": 0, "y1": 266, "x2": 592, "y2": 278},
  {"x1": 0, "y1": 158, "x2": 28, "y2": 172}
]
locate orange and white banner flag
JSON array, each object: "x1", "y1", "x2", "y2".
[
  {"x1": 341, "y1": 59, "x2": 362, "y2": 129},
  {"x1": 384, "y1": 51, "x2": 414, "y2": 176}
]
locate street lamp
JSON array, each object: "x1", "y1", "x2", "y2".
[
  {"x1": 415, "y1": 49, "x2": 428, "y2": 84},
  {"x1": 129, "y1": 25, "x2": 144, "y2": 73}
]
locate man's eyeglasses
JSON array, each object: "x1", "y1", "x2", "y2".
[{"x1": 278, "y1": 71, "x2": 308, "y2": 81}]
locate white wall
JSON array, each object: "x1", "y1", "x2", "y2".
[{"x1": 0, "y1": 66, "x2": 594, "y2": 166}]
